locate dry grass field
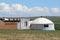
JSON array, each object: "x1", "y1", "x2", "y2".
[{"x1": 0, "y1": 30, "x2": 60, "y2": 40}]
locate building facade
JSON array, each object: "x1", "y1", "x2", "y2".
[{"x1": 0, "y1": 17, "x2": 30, "y2": 30}]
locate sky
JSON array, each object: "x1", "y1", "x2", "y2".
[{"x1": 0, "y1": 0, "x2": 60, "y2": 17}]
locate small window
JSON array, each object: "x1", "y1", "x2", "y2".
[{"x1": 44, "y1": 24, "x2": 48, "y2": 27}]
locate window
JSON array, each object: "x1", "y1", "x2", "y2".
[{"x1": 44, "y1": 24, "x2": 48, "y2": 27}]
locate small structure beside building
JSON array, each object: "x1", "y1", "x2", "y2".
[
  {"x1": 17, "y1": 18, "x2": 30, "y2": 30},
  {"x1": 30, "y1": 18, "x2": 55, "y2": 30}
]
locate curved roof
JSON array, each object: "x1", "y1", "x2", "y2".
[{"x1": 31, "y1": 18, "x2": 54, "y2": 24}]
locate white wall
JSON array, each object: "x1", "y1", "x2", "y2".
[
  {"x1": 17, "y1": 18, "x2": 30, "y2": 30},
  {"x1": 43, "y1": 24, "x2": 55, "y2": 30},
  {"x1": 30, "y1": 24, "x2": 55, "y2": 30},
  {"x1": 30, "y1": 24, "x2": 44, "y2": 30},
  {"x1": 17, "y1": 22, "x2": 21, "y2": 30}
]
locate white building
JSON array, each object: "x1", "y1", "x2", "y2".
[
  {"x1": 17, "y1": 18, "x2": 30, "y2": 30},
  {"x1": 30, "y1": 18, "x2": 55, "y2": 30}
]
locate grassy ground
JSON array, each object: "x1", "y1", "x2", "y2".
[{"x1": 0, "y1": 30, "x2": 60, "y2": 40}]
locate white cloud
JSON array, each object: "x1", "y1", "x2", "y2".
[
  {"x1": 23, "y1": 6, "x2": 29, "y2": 12},
  {"x1": 0, "y1": 3, "x2": 13, "y2": 13},
  {"x1": 29, "y1": 7, "x2": 50, "y2": 14},
  {"x1": 0, "y1": 2, "x2": 60, "y2": 15},
  {"x1": 43, "y1": 7, "x2": 49, "y2": 13},
  {"x1": 29, "y1": 7, "x2": 44, "y2": 12},
  {"x1": 51, "y1": 8, "x2": 60, "y2": 13},
  {"x1": 0, "y1": 3, "x2": 50, "y2": 13},
  {"x1": 12, "y1": 4, "x2": 29, "y2": 13},
  {"x1": 12, "y1": 4, "x2": 23, "y2": 11}
]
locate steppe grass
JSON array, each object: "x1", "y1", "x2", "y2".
[{"x1": 0, "y1": 30, "x2": 60, "y2": 40}]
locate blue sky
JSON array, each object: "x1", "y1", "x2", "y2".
[
  {"x1": 0, "y1": 0, "x2": 60, "y2": 17},
  {"x1": 0, "y1": 0, "x2": 60, "y2": 8}
]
